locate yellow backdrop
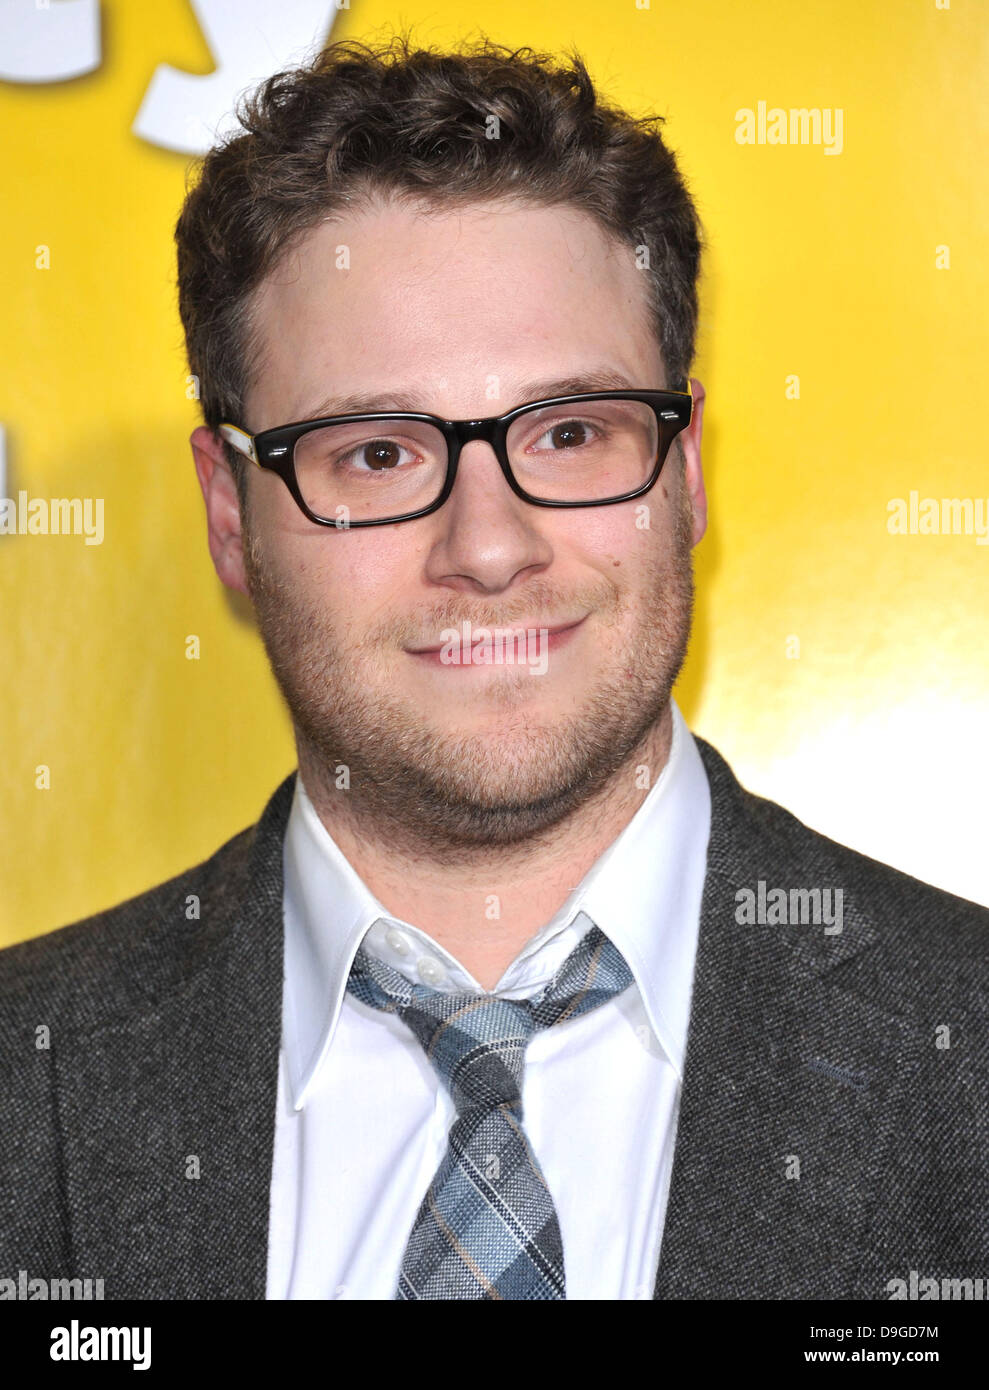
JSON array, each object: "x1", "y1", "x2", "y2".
[{"x1": 2, "y1": 0, "x2": 986, "y2": 946}]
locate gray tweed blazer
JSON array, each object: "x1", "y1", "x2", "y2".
[{"x1": 1, "y1": 738, "x2": 986, "y2": 1299}]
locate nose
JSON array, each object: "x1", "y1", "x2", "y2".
[
  {"x1": 422, "y1": 433, "x2": 552, "y2": 592},
  {"x1": 440, "y1": 418, "x2": 518, "y2": 509},
  {"x1": 443, "y1": 431, "x2": 519, "y2": 512}
]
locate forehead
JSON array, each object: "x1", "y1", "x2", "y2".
[{"x1": 246, "y1": 196, "x2": 660, "y2": 425}]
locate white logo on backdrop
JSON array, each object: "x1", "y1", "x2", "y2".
[{"x1": 0, "y1": 0, "x2": 340, "y2": 153}]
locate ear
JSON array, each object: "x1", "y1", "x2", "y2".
[
  {"x1": 681, "y1": 377, "x2": 707, "y2": 546},
  {"x1": 190, "y1": 425, "x2": 250, "y2": 597}
]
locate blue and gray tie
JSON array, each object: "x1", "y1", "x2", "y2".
[{"x1": 345, "y1": 923, "x2": 634, "y2": 1300}]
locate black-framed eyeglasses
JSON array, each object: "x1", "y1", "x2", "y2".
[{"x1": 218, "y1": 385, "x2": 692, "y2": 529}]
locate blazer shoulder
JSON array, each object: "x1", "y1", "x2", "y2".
[
  {"x1": 695, "y1": 734, "x2": 989, "y2": 986},
  {"x1": 0, "y1": 816, "x2": 258, "y2": 1040}
]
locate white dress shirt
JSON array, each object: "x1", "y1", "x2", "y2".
[{"x1": 265, "y1": 698, "x2": 712, "y2": 1300}]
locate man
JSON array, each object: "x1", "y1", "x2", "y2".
[{"x1": 2, "y1": 35, "x2": 986, "y2": 1302}]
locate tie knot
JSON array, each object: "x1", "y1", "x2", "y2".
[{"x1": 346, "y1": 923, "x2": 633, "y2": 1116}]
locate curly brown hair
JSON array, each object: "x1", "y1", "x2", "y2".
[{"x1": 174, "y1": 31, "x2": 704, "y2": 501}]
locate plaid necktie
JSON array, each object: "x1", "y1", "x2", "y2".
[{"x1": 345, "y1": 922, "x2": 634, "y2": 1300}]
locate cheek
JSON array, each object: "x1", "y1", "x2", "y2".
[
  {"x1": 297, "y1": 533, "x2": 421, "y2": 623},
  {"x1": 559, "y1": 498, "x2": 674, "y2": 573}
]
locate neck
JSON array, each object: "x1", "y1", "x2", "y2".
[{"x1": 297, "y1": 704, "x2": 674, "y2": 991}]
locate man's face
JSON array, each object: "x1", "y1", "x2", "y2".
[{"x1": 195, "y1": 196, "x2": 707, "y2": 851}]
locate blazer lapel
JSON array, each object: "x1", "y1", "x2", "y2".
[
  {"x1": 54, "y1": 774, "x2": 296, "y2": 1299},
  {"x1": 654, "y1": 739, "x2": 917, "y2": 1298}
]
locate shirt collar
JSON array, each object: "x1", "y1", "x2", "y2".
[{"x1": 281, "y1": 698, "x2": 711, "y2": 1110}]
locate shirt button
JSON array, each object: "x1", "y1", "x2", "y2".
[
  {"x1": 385, "y1": 927, "x2": 411, "y2": 957},
  {"x1": 418, "y1": 956, "x2": 446, "y2": 986}
]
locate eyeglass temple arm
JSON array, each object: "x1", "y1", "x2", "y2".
[{"x1": 217, "y1": 424, "x2": 258, "y2": 464}]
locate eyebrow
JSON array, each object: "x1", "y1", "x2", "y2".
[{"x1": 292, "y1": 369, "x2": 656, "y2": 423}]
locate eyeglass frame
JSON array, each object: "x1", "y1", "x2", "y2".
[{"x1": 218, "y1": 384, "x2": 693, "y2": 529}]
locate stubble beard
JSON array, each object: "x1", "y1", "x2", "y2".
[{"x1": 241, "y1": 486, "x2": 695, "y2": 855}]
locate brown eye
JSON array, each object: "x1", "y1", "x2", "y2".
[
  {"x1": 547, "y1": 420, "x2": 592, "y2": 450},
  {"x1": 359, "y1": 440, "x2": 404, "y2": 470}
]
